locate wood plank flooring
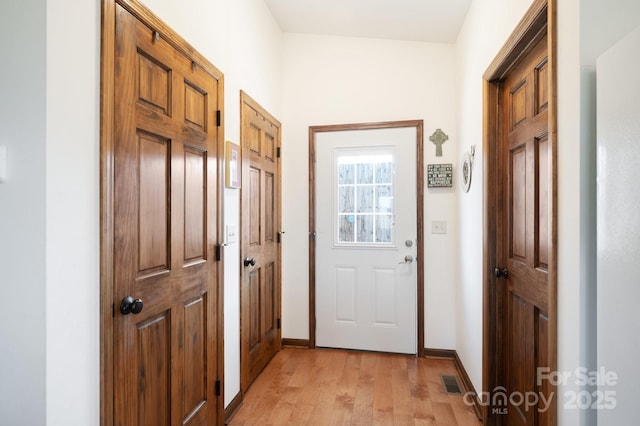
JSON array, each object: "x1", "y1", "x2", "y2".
[{"x1": 227, "y1": 348, "x2": 482, "y2": 425}]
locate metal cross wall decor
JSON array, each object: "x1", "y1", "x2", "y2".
[{"x1": 429, "y1": 128, "x2": 449, "y2": 157}]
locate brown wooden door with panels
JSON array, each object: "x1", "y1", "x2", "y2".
[
  {"x1": 240, "y1": 92, "x2": 282, "y2": 392},
  {"x1": 500, "y1": 32, "x2": 552, "y2": 426},
  {"x1": 102, "y1": 1, "x2": 225, "y2": 424},
  {"x1": 483, "y1": 0, "x2": 557, "y2": 424}
]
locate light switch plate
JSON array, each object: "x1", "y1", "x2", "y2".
[
  {"x1": 432, "y1": 220, "x2": 447, "y2": 234},
  {"x1": 226, "y1": 224, "x2": 238, "y2": 244}
]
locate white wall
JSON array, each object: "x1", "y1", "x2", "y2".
[
  {"x1": 578, "y1": 66, "x2": 598, "y2": 426},
  {"x1": 581, "y1": 0, "x2": 640, "y2": 66},
  {"x1": 555, "y1": 1, "x2": 583, "y2": 423},
  {"x1": 579, "y1": 15, "x2": 640, "y2": 422},
  {"x1": 46, "y1": 0, "x2": 101, "y2": 424},
  {"x1": 580, "y1": 9, "x2": 640, "y2": 425},
  {"x1": 596, "y1": 24, "x2": 640, "y2": 426},
  {"x1": 0, "y1": 1, "x2": 47, "y2": 424},
  {"x1": 564, "y1": 1, "x2": 640, "y2": 424},
  {"x1": 281, "y1": 34, "x2": 459, "y2": 350}
]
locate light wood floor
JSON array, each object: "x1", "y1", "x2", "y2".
[{"x1": 228, "y1": 348, "x2": 482, "y2": 425}]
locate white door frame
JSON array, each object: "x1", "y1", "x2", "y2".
[{"x1": 308, "y1": 120, "x2": 425, "y2": 357}]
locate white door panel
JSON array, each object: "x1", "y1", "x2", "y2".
[
  {"x1": 315, "y1": 127, "x2": 417, "y2": 354},
  {"x1": 334, "y1": 266, "x2": 356, "y2": 323}
]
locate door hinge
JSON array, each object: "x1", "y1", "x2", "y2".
[
  {"x1": 276, "y1": 147, "x2": 281, "y2": 158},
  {"x1": 215, "y1": 244, "x2": 222, "y2": 261},
  {"x1": 215, "y1": 379, "x2": 221, "y2": 396},
  {"x1": 277, "y1": 318, "x2": 281, "y2": 329},
  {"x1": 277, "y1": 231, "x2": 285, "y2": 244},
  {"x1": 216, "y1": 110, "x2": 221, "y2": 127}
]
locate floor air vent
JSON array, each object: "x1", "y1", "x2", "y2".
[{"x1": 441, "y1": 375, "x2": 462, "y2": 395}]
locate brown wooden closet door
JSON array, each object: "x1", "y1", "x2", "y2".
[
  {"x1": 113, "y1": 5, "x2": 220, "y2": 425},
  {"x1": 501, "y1": 33, "x2": 552, "y2": 426},
  {"x1": 240, "y1": 95, "x2": 281, "y2": 392}
]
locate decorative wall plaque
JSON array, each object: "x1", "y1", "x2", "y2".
[
  {"x1": 461, "y1": 145, "x2": 476, "y2": 193},
  {"x1": 427, "y1": 163, "x2": 453, "y2": 187}
]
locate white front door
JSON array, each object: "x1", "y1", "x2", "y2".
[{"x1": 315, "y1": 126, "x2": 417, "y2": 354}]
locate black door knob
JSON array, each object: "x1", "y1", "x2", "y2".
[
  {"x1": 494, "y1": 267, "x2": 509, "y2": 279},
  {"x1": 120, "y1": 296, "x2": 144, "y2": 315},
  {"x1": 244, "y1": 257, "x2": 256, "y2": 267}
]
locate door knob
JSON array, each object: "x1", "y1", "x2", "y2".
[
  {"x1": 494, "y1": 267, "x2": 509, "y2": 279},
  {"x1": 120, "y1": 296, "x2": 143, "y2": 315},
  {"x1": 398, "y1": 255, "x2": 414, "y2": 264},
  {"x1": 244, "y1": 257, "x2": 256, "y2": 267}
]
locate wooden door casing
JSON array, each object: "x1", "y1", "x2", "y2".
[
  {"x1": 482, "y1": 0, "x2": 557, "y2": 425},
  {"x1": 101, "y1": 1, "x2": 225, "y2": 424},
  {"x1": 313, "y1": 127, "x2": 418, "y2": 354},
  {"x1": 308, "y1": 120, "x2": 426, "y2": 357},
  {"x1": 240, "y1": 92, "x2": 282, "y2": 392}
]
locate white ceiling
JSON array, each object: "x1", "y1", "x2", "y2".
[{"x1": 263, "y1": 0, "x2": 473, "y2": 43}]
